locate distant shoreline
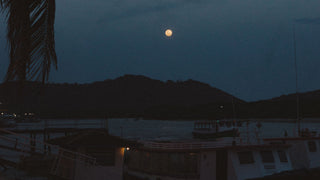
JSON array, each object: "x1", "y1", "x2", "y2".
[
  {"x1": 2, "y1": 76, "x2": 320, "y2": 120},
  {"x1": 39, "y1": 117, "x2": 320, "y2": 123}
]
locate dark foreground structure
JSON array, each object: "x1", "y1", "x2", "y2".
[{"x1": 249, "y1": 168, "x2": 320, "y2": 180}]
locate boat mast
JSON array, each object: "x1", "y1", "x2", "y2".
[
  {"x1": 293, "y1": 24, "x2": 300, "y2": 136},
  {"x1": 232, "y1": 97, "x2": 236, "y2": 122},
  {"x1": 232, "y1": 96, "x2": 236, "y2": 140}
]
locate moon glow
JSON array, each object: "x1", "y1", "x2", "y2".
[{"x1": 165, "y1": 29, "x2": 173, "y2": 37}]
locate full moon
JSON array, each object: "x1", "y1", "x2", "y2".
[{"x1": 165, "y1": 29, "x2": 173, "y2": 37}]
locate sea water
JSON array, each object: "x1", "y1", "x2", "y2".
[{"x1": 9, "y1": 118, "x2": 320, "y2": 140}]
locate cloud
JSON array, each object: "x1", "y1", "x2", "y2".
[{"x1": 295, "y1": 17, "x2": 320, "y2": 25}]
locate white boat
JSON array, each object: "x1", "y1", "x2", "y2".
[
  {"x1": 192, "y1": 120, "x2": 239, "y2": 139},
  {"x1": 123, "y1": 121, "x2": 320, "y2": 180},
  {"x1": 259, "y1": 26, "x2": 320, "y2": 172},
  {"x1": 123, "y1": 137, "x2": 293, "y2": 180}
]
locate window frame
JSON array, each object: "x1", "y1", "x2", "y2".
[
  {"x1": 260, "y1": 151, "x2": 275, "y2": 163},
  {"x1": 277, "y1": 150, "x2": 288, "y2": 163},
  {"x1": 237, "y1": 151, "x2": 255, "y2": 164}
]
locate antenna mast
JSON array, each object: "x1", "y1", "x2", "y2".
[{"x1": 293, "y1": 24, "x2": 300, "y2": 136}]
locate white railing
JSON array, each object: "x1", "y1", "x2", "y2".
[
  {"x1": 141, "y1": 137, "x2": 264, "y2": 150},
  {"x1": 238, "y1": 130, "x2": 263, "y2": 144}
]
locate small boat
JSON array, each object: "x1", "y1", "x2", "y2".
[{"x1": 192, "y1": 120, "x2": 239, "y2": 139}]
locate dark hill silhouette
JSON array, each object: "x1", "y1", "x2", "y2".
[
  {"x1": 244, "y1": 90, "x2": 320, "y2": 118},
  {"x1": 0, "y1": 75, "x2": 244, "y2": 119},
  {"x1": 1, "y1": 75, "x2": 320, "y2": 119}
]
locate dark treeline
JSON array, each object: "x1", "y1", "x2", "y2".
[{"x1": 0, "y1": 75, "x2": 320, "y2": 120}]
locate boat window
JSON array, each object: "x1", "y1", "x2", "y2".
[
  {"x1": 237, "y1": 151, "x2": 255, "y2": 164},
  {"x1": 277, "y1": 150, "x2": 288, "y2": 163},
  {"x1": 260, "y1": 151, "x2": 274, "y2": 163},
  {"x1": 308, "y1": 141, "x2": 317, "y2": 152}
]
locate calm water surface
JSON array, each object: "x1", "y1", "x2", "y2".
[
  {"x1": 1, "y1": 118, "x2": 320, "y2": 167},
  {"x1": 16, "y1": 118, "x2": 318, "y2": 141},
  {"x1": 108, "y1": 118, "x2": 320, "y2": 140},
  {"x1": 7, "y1": 118, "x2": 320, "y2": 141}
]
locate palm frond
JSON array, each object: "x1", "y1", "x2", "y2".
[
  {"x1": 3, "y1": 0, "x2": 32, "y2": 82},
  {"x1": 1, "y1": 0, "x2": 57, "y2": 83},
  {"x1": 29, "y1": 0, "x2": 57, "y2": 82}
]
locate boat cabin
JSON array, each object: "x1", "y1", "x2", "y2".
[
  {"x1": 124, "y1": 139, "x2": 292, "y2": 180},
  {"x1": 193, "y1": 120, "x2": 238, "y2": 139},
  {"x1": 264, "y1": 137, "x2": 320, "y2": 170},
  {"x1": 194, "y1": 121, "x2": 218, "y2": 130}
]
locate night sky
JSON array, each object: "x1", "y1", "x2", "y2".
[{"x1": 1, "y1": 0, "x2": 320, "y2": 101}]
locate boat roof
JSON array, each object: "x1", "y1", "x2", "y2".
[{"x1": 135, "y1": 138, "x2": 290, "y2": 152}]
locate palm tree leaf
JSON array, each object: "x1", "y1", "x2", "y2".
[
  {"x1": 4, "y1": 0, "x2": 32, "y2": 82},
  {"x1": 29, "y1": 0, "x2": 57, "y2": 82},
  {"x1": 1, "y1": 0, "x2": 57, "y2": 83}
]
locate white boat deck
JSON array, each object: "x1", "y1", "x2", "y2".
[{"x1": 140, "y1": 137, "x2": 266, "y2": 150}]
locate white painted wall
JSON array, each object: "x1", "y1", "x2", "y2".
[
  {"x1": 228, "y1": 149, "x2": 292, "y2": 180},
  {"x1": 228, "y1": 150, "x2": 262, "y2": 180},
  {"x1": 288, "y1": 141, "x2": 311, "y2": 169},
  {"x1": 305, "y1": 140, "x2": 320, "y2": 168},
  {"x1": 273, "y1": 150, "x2": 292, "y2": 173}
]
